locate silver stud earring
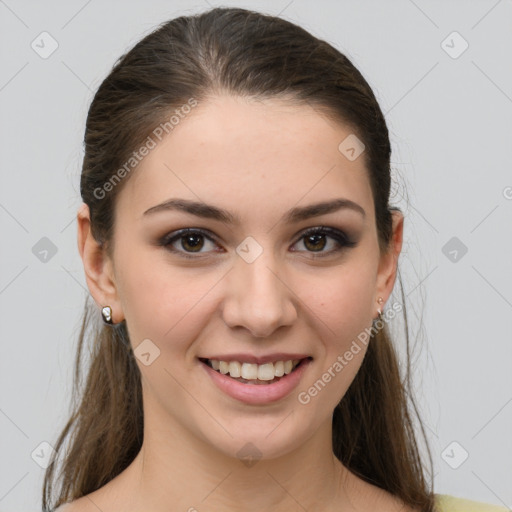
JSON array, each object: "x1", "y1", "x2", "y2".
[
  {"x1": 371, "y1": 297, "x2": 384, "y2": 331},
  {"x1": 101, "y1": 305, "x2": 113, "y2": 325},
  {"x1": 376, "y1": 297, "x2": 384, "y2": 320}
]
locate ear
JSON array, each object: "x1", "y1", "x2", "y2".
[
  {"x1": 374, "y1": 209, "x2": 404, "y2": 311},
  {"x1": 77, "y1": 203, "x2": 124, "y2": 324}
]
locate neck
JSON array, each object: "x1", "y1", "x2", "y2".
[{"x1": 118, "y1": 408, "x2": 358, "y2": 512}]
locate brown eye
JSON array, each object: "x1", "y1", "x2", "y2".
[
  {"x1": 291, "y1": 227, "x2": 357, "y2": 257},
  {"x1": 159, "y1": 228, "x2": 219, "y2": 258},
  {"x1": 180, "y1": 233, "x2": 205, "y2": 252},
  {"x1": 159, "y1": 226, "x2": 357, "y2": 260},
  {"x1": 303, "y1": 232, "x2": 327, "y2": 252}
]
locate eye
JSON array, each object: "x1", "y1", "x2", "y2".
[
  {"x1": 158, "y1": 226, "x2": 357, "y2": 259},
  {"x1": 159, "y1": 228, "x2": 220, "y2": 258},
  {"x1": 291, "y1": 226, "x2": 357, "y2": 257}
]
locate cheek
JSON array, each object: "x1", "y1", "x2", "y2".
[
  {"x1": 296, "y1": 264, "x2": 375, "y2": 403},
  {"x1": 115, "y1": 250, "x2": 219, "y2": 350},
  {"x1": 306, "y1": 265, "x2": 375, "y2": 340},
  {"x1": 302, "y1": 278, "x2": 374, "y2": 410}
]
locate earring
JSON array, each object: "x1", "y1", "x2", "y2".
[
  {"x1": 376, "y1": 297, "x2": 384, "y2": 320},
  {"x1": 101, "y1": 305, "x2": 114, "y2": 325}
]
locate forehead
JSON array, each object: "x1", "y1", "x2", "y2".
[{"x1": 118, "y1": 94, "x2": 373, "y2": 226}]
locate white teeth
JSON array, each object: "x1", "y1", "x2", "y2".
[
  {"x1": 229, "y1": 361, "x2": 241, "y2": 377},
  {"x1": 206, "y1": 358, "x2": 303, "y2": 380},
  {"x1": 274, "y1": 360, "x2": 284, "y2": 377},
  {"x1": 241, "y1": 363, "x2": 258, "y2": 380},
  {"x1": 257, "y1": 363, "x2": 275, "y2": 381}
]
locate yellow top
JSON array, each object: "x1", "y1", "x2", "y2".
[{"x1": 435, "y1": 494, "x2": 510, "y2": 512}]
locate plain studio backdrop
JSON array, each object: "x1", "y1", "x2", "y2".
[{"x1": 0, "y1": 1, "x2": 511, "y2": 510}]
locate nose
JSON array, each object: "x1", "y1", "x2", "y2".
[{"x1": 221, "y1": 250, "x2": 298, "y2": 338}]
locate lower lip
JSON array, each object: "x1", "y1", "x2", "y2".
[{"x1": 199, "y1": 358, "x2": 312, "y2": 405}]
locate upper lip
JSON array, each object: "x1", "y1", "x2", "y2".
[{"x1": 199, "y1": 353, "x2": 312, "y2": 365}]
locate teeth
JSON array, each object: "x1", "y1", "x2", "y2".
[
  {"x1": 207, "y1": 358, "x2": 302, "y2": 380},
  {"x1": 257, "y1": 363, "x2": 274, "y2": 381},
  {"x1": 274, "y1": 361, "x2": 284, "y2": 377},
  {"x1": 229, "y1": 361, "x2": 241, "y2": 378},
  {"x1": 242, "y1": 363, "x2": 259, "y2": 380}
]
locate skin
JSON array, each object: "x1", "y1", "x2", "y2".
[{"x1": 70, "y1": 94, "x2": 408, "y2": 512}]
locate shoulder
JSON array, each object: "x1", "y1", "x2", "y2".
[
  {"x1": 435, "y1": 494, "x2": 510, "y2": 512},
  {"x1": 52, "y1": 501, "x2": 85, "y2": 512},
  {"x1": 52, "y1": 504, "x2": 73, "y2": 512},
  {"x1": 52, "y1": 494, "x2": 100, "y2": 512}
]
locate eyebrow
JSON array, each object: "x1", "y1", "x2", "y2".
[{"x1": 143, "y1": 197, "x2": 366, "y2": 224}]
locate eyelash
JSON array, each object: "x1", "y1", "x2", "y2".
[{"x1": 158, "y1": 226, "x2": 357, "y2": 260}]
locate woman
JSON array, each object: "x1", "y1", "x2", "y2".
[{"x1": 42, "y1": 7, "x2": 508, "y2": 512}]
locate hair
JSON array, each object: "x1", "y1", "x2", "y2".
[{"x1": 43, "y1": 7, "x2": 436, "y2": 512}]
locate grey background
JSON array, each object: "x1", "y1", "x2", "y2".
[{"x1": 1, "y1": 0, "x2": 511, "y2": 510}]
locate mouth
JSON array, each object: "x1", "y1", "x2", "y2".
[{"x1": 198, "y1": 357, "x2": 313, "y2": 385}]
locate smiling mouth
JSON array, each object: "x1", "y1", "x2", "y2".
[{"x1": 199, "y1": 357, "x2": 312, "y2": 385}]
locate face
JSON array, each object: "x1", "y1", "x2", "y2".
[{"x1": 80, "y1": 94, "x2": 402, "y2": 463}]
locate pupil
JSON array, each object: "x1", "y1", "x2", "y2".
[
  {"x1": 305, "y1": 234, "x2": 325, "y2": 251},
  {"x1": 183, "y1": 234, "x2": 203, "y2": 251}
]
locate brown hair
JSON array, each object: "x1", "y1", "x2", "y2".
[{"x1": 43, "y1": 7, "x2": 435, "y2": 511}]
